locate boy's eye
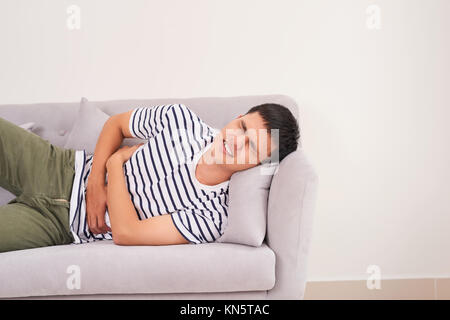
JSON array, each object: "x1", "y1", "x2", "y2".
[{"x1": 239, "y1": 120, "x2": 257, "y2": 152}]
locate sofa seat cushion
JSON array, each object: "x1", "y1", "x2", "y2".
[{"x1": 0, "y1": 241, "x2": 275, "y2": 298}]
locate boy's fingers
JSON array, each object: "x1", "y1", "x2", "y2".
[
  {"x1": 91, "y1": 216, "x2": 101, "y2": 234},
  {"x1": 100, "y1": 222, "x2": 110, "y2": 234}
]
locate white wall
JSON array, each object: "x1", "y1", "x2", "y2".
[{"x1": 0, "y1": 0, "x2": 449, "y2": 281}]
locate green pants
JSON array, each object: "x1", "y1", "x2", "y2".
[{"x1": 0, "y1": 117, "x2": 76, "y2": 253}]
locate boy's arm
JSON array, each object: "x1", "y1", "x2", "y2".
[
  {"x1": 105, "y1": 157, "x2": 189, "y2": 246},
  {"x1": 89, "y1": 110, "x2": 134, "y2": 185},
  {"x1": 86, "y1": 110, "x2": 134, "y2": 235}
]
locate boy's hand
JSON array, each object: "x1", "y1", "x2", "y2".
[
  {"x1": 107, "y1": 143, "x2": 145, "y2": 167},
  {"x1": 85, "y1": 181, "x2": 111, "y2": 235}
]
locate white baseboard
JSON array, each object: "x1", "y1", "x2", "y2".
[{"x1": 304, "y1": 277, "x2": 450, "y2": 300}]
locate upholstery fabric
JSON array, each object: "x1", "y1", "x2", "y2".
[
  {"x1": 65, "y1": 97, "x2": 152, "y2": 152},
  {"x1": 0, "y1": 101, "x2": 79, "y2": 147},
  {"x1": 18, "y1": 122, "x2": 36, "y2": 132},
  {"x1": 217, "y1": 163, "x2": 276, "y2": 247},
  {"x1": 265, "y1": 149, "x2": 318, "y2": 299},
  {"x1": 0, "y1": 102, "x2": 80, "y2": 206},
  {"x1": 0, "y1": 241, "x2": 275, "y2": 298},
  {"x1": 64, "y1": 97, "x2": 111, "y2": 155}
]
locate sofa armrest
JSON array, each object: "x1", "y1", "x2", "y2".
[{"x1": 265, "y1": 148, "x2": 318, "y2": 299}]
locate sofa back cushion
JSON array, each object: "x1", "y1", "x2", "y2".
[
  {"x1": 63, "y1": 97, "x2": 143, "y2": 154},
  {"x1": 64, "y1": 97, "x2": 110, "y2": 154},
  {"x1": 216, "y1": 163, "x2": 278, "y2": 247}
]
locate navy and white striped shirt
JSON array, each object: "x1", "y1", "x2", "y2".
[{"x1": 69, "y1": 104, "x2": 229, "y2": 244}]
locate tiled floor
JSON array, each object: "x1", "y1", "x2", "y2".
[{"x1": 304, "y1": 278, "x2": 450, "y2": 300}]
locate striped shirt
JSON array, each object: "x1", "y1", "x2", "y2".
[{"x1": 69, "y1": 104, "x2": 229, "y2": 244}]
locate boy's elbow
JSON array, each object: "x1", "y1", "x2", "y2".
[
  {"x1": 112, "y1": 227, "x2": 134, "y2": 246},
  {"x1": 112, "y1": 233, "x2": 125, "y2": 245}
]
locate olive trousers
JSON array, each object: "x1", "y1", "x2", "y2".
[{"x1": 0, "y1": 117, "x2": 76, "y2": 253}]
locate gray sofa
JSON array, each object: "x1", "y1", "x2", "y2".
[{"x1": 0, "y1": 94, "x2": 318, "y2": 300}]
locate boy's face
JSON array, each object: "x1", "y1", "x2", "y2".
[{"x1": 203, "y1": 111, "x2": 277, "y2": 172}]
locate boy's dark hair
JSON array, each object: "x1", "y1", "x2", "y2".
[{"x1": 245, "y1": 103, "x2": 300, "y2": 163}]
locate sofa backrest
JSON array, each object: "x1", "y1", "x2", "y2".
[
  {"x1": 0, "y1": 101, "x2": 79, "y2": 148},
  {"x1": 92, "y1": 94, "x2": 300, "y2": 134},
  {"x1": 0, "y1": 94, "x2": 300, "y2": 148}
]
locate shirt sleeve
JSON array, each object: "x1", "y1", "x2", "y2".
[
  {"x1": 170, "y1": 208, "x2": 223, "y2": 244},
  {"x1": 128, "y1": 104, "x2": 173, "y2": 140}
]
